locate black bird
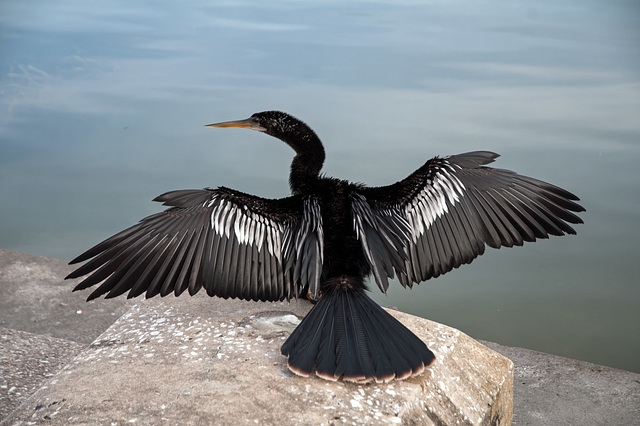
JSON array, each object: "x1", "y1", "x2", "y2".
[{"x1": 67, "y1": 111, "x2": 585, "y2": 383}]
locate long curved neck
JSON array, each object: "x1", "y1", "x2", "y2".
[{"x1": 281, "y1": 126, "x2": 325, "y2": 195}]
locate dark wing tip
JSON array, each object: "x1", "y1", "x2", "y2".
[
  {"x1": 448, "y1": 151, "x2": 500, "y2": 168},
  {"x1": 153, "y1": 189, "x2": 215, "y2": 207}
]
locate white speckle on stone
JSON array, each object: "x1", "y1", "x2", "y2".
[{"x1": 350, "y1": 400, "x2": 362, "y2": 409}]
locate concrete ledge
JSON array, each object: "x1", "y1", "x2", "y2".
[{"x1": 2, "y1": 295, "x2": 513, "y2": 425}]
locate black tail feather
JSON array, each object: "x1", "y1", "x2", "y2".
[{"x1": 281, "y1": 286, "x2": 435, "y2": 383}]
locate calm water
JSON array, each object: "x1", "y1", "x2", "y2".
[{"x1": 1, "y1": 1, "x2": 639, "y2": 372}]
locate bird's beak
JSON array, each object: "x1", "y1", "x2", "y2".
[{"x1": 205, "y1": 118, "x2": 265, "y2": 132}]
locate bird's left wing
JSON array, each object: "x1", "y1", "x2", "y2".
[
  {"x1": 67, "y1": 187, "x2": 324, "y2": 302},
  {"x1": 351, "y1": 151, "x2": 585, "y2": 293}
]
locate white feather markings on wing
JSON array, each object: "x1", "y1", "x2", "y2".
[
  {"x1": 209, "y1": 198, "x2": 225, "y2": 234},
  {"x1": 295, "y1": 198, "x2": 324, "y2": 263},
  {"x1": 266, "y1": 219, "x2": 276, "y2": 257},
  {"x1": 407, "y1": 165, "x2": 465, "y2": 228},
  {"x1": 314, "y1": 200, "x2": 325, "y2": 263},
  {"x1": 350, "y1": 195, "x2": 375, "y2": 268},
  {"x1": 234, "y1": 209, "x2": 245, "y2": 244},
  {"x1": 274, "y1": 223, "x2": 283, "y2": 261},
  {"x1": 217, "y1": 200, "x2": 233, "y2": 237},
  {"x1": 441, "y1": 165, "x2": 465, "y2": 202},
  {"x1": 224, "y1": 204, "x2": 235, "y2": 238},
  {"x1": 406, "y1": 162, "x2": 466, "y2": 240},
  {"x1": 255, "y1": 217, "x2": 265, "y2": 251},
  {"x1": 206, "y1": 194, "x2": 285, "y2": 260},
  {"x1": 282, "y1": 226, "x2": 294, "y2": 261},
  {"x1": 247, "y1": 212, "x2": 257, "y2": 246}
]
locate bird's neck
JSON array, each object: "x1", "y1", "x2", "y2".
[{"x1": 284, "y1": 131, "x2": 325, "y2": 195}]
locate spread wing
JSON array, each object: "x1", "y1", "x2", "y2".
[
  {"x1": 67, "y1": 187, "x2": 324, "y2": 302},
  {"x1": 351, "y1": 151, "x2": 585, "y2": 292}
]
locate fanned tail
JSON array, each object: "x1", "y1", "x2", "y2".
[{"x1": 281, "y1": 279, "x2": 435, "y2": 383}]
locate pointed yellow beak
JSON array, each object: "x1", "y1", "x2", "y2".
[{"x1": 205, "y1": 118, "x2": 265, "y2": 131}]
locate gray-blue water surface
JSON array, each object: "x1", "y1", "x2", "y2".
[{"x1": 1, "y1": 0, "x2": 639, "y2": 373}]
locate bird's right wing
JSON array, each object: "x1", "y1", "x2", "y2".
[
  {"x1": 352, "y1": 151, "x2": 585, "y2": 293},
  {"x1": 67, "y1": 187, "x2": 324, "y2": 302}
]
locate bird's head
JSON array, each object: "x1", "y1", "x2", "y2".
[
  {"x1": 206, "y1": 111, "x2": 305, "y2": 141},
  {"x1": 206, "y1": 111, "x2": 325, "y2": 179}
]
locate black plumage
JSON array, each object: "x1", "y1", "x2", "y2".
[{"x1": 67, "y1": 110, "x2": 584, "y2": 383}]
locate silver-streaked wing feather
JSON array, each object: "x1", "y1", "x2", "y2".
[
  {"x1": 353, "y1": 151, "x2": 585, "y2": 292},
  {"x1": 67, "y1": 187, "x2": 324, "y2": 302}
]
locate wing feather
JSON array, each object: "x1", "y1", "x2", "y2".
[
  {"x1": 68, "y1": 187, "x2": 324, "y2": 302},
  {"x1": 353, "y1": 151, "x2": 585, "y2": 292}
]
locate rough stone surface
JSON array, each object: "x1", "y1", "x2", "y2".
[
  {"x1": 2, "y1": 294, "x2": 513, "y2": 425},
  {"x1": 3, "y1": 249, "x2": 638, "y2": 425},
  {"x1": 0, "y1": 249, "x2": 134, "y2": 345},
  {"x1": 482, "y1": 341, "x2": 640, "y2": 426},
  {"x1": 0, "y1": 328, "x2": 85, "y2": 420}
]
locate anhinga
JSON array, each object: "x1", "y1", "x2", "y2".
[{"x1": 67, "y1": 111, "x2": 584, "y2": 384}]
